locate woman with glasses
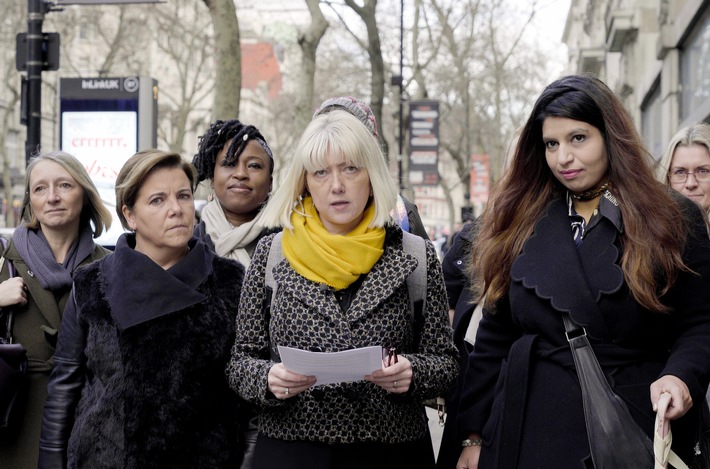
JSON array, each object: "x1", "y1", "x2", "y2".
[{"x1": 657, "y1": 123, "x2": 710, "y2": 218}]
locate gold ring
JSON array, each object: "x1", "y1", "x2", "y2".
[{"x1": 285, "y1": 387, "x2": 290, "y2": 395}]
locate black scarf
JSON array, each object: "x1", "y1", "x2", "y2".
[{"x1": 13, "y1": 224, "x2": 96, "y2": 292}]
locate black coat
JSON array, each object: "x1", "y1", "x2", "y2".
[
  {"x1": 457, "y1": 194, "x2": 710, "y2": 468},
  {"x1": 38, "y1": 235, "x2": 245, "y2": 469}
]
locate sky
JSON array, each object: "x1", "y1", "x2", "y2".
[{"x1": 528, "y1": 0, "x2": 573, "y2": 73}]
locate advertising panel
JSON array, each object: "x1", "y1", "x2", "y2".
[
  {"x1": 61, "y1": 111, "x2": 137, "y2": 184},
  {"x1": 59, "y1": 76, "x2": 157, "y2": 247}
]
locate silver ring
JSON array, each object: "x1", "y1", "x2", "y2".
[
  {"x1": 285, "y1": 387, "x2": 290, "y2": 395},
  {"x1": 393, "y1": 381, "x2": 398, "y2": 389}
]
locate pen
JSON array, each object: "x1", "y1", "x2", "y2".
[{"x1": 383, "y1": 347, "x2": 398, "y2": 367}]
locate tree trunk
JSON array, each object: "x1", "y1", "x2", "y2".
[
  {"x1": 203, "y1": 0, "x2": 241, "y2": 120},
  {"x1": 295, "y1": 0, "x2": 328, "y2": 136},
  {"x1": 343, "y1": 0, "x2": 386, "y2": 156}
]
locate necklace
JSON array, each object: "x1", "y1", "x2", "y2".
[{"x1": 571, "y1": 182, "x2": 610, "y2": 201}]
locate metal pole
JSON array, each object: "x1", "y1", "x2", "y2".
[
  {"x1": 398, "y1": 0, "x2": 405, "y2": 191},
  {"x1": 26, "y1": 0, "x2": 46, "y2": 166},
  {"x1": 464, "y1": 79, "x2": 471, "y2": 207}
]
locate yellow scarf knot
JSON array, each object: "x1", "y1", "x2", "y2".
[{"x1": 282, "y1": 196, "x2": 385, "y2": 290}]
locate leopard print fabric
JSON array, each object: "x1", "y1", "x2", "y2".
[{"x1": 227, "y1": 225, "x2": 458, "y2": 444}]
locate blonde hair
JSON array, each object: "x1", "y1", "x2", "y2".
[
  {"x1": 656, "y1": 123, "x2": 710, "y2": 185},
  {"x1": 22, "y1": 151, "x2": 112, "y2": 238},
  {"x1": 260, "y1": 110, "x2": 398, "y2": 230},
  {"x1": 115, "y1": 149, "x2": 198, "y2": 230}
]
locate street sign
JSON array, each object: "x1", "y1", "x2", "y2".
[
  {"x1": 15, "y1": 32, "x2": 60, "y2": 71},
  {"x1": 408, "y1": 100, "x2": 440, "y2": 186}
]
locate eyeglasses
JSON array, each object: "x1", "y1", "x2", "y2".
[{"x1": 669, "y1": 167, "x2": 710, "y2": 183}]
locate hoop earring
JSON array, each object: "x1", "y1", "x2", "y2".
[{"x1": 207, "y1": 193, "x2": 214, "y2": 202}]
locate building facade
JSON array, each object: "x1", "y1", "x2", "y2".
[{"x1": 563, "y1": 0, "x2": 710, "y2": 159}]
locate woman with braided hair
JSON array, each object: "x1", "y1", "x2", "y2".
[
  {"x1": 192, "y1": 119, "x2": 275, "y2": 270},
  {"x1": 192, "y1": 119, "x2": 275, "y2": 469}
]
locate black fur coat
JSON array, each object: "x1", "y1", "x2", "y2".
[{"x1": 38, "y1": 235, "x2": 245, "y2": 469}]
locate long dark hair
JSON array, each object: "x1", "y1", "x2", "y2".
[{"x1": 474, "y1": 75, "x2": 686, "y2": 313}]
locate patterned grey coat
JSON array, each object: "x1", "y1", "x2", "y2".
[{"x1": 227, "y1": 226, "x2": 458, "y2": 445}]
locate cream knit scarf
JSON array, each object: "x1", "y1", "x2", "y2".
[{"x1": 200, "y1": 199, "x2": 264, "y2": 269}]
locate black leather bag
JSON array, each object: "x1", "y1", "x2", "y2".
[
  {"x1": 0, "y1": 238, "x2": 28, "y2": 434},
  {"x1": 563, "y1": 315, "x2": 655, "y2": 468}
]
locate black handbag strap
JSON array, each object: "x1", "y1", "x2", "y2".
[
  {"x1": 1, "y1": 237, "x2": 19, "y2": 343},
  {"x1": 563, "y1": 314, "x2": 656, "y2": 468}
]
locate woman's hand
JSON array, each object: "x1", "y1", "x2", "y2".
[
  {"x1": 457, "y1": 437, "x2": 482, "y2": 469},
  {"x1": 365, "y1": 355, "x2": 413, "y2": 393},
  {"x1": 650, "y1": 375, "x2": 692, "y2": 421},
  {"x1": 267, "y1": 363, "x2": 316, "y2": 400},
  {"x1": 0, "y1": 277, "x2": 27, "y2": 307}
]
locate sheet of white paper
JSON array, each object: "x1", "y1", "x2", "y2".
[{"x1": 277, "y1": 345, "x2": 383, "y2": 385}]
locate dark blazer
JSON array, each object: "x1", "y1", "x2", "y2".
[
  {"x1": 227, "y1": 226, "x2": 458, "y2": 445},
  {"x1": 457, "y1": 194, "x2": 710, "y2": 468},
  {"x1": 437, "y1": 220, "x2": 478, "y2": 469},
  {"x1": 0, "y1": 239, "x2": 108, "y2": 469},
  {"x1": 38, "y1": 235, "x2": 244, "y2": 469},
  {"x1": 441, "y1": 221, "x2": 476, "y2": 310}
]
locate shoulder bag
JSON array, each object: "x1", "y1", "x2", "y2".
[
  {"x1": 0, "y1": 237, "x2": 28, "y2": 435},
  {"x1": 562, "y1": 314, "x2": 690, "y2": 468}
]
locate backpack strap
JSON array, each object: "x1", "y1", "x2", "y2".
[
  {"x1": 265, "y1": 232, "x2": 283, "y2": 315},
  {"x1": 401, "y1": 230, "x2": 427, "y2": 319}
]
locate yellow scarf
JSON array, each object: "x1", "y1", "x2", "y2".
[{"x1": 283, "y1": 196, "x2": 385, "y2": 290}]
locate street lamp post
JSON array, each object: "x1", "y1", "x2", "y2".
[
  {"x1": 396, "y1": 0, "x2": 405, "y2": 192},
  {"x1": 25, "y1": 0, "x2": 50, "y2": 165}
]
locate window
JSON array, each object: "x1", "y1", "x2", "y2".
[
  {"x1": 641, "y1": 80, "x2": 662, "y2": 160},
  {"x1": 680, "y1": 9, "x2": 710, "y2": 120}
]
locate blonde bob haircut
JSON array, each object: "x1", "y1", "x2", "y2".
[
  {"x1": 260, "y1": 110, "x2": 398, "y2": 231},
  {"x1": 656, "y1": 122, "x2": 710, "y2": 185},
  {"x1": 115, "y1": 149, "x2": 198, "y2": 230},
  {"x1": 21, "y1": 151, "x2": 112, "y2": 238}
]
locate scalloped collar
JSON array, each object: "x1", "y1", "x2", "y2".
[{"x1": 510, "y1": 196, "x2": 625, "y2": 337}]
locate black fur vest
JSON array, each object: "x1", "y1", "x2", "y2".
[{"x1": 65, "y1": 239, "x2": 245, "y2": 468}]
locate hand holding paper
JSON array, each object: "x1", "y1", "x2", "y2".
[{"x1": 277, "y1": 345, "x2": 383, "y2": 385}]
